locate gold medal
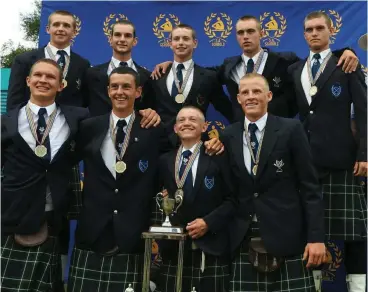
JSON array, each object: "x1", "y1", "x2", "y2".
[
  {"x1": 175, "y1": 94, "x2": 185, "y2": 104},
  {"x1": 175, "y1": 189, "x2": 184, "y2": 199},
  {"x1": 115, "y1": 161, "x2": 127, "y2": 174},
  {"x1": 252, "y1": 164, "x2": 258, "y2": 176},
  {"x1": 309, "y1": 85, "x2": 317, "y2": 96},
  {"x1": 62, "y1": 79, "x2": 68, "y2": 88},
  {"x1": 35, "y1": 145, "x2": 47, "y2": 157}
]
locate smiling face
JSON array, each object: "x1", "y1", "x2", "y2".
[
  {"x1": 174, "y1": 107, "x2": 207, "y2": 142},
  {"x1": 304, "y1": 16, "x2": 332, "y2": 52},
  {"x1": 170, "y1": 27, "x2": 198, "y2": 62},
  {"x1": 27, "y1": 61, "x2": 63, "y2": 104},
  {"x1": 237, "y1": 74, "x2": 272, "y2": 121},
  {"x1": 46, "y1": 13, "x2": 76, "y2": 48},
  {"x1": 109, "y1": 23, "x2": 137, "y2": 55}
]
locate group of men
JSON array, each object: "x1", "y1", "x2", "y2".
[{"x1": 1, "y1": 8, "x2": 367, "y2": 292}]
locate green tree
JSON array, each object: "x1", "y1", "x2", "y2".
[{"x1": 1, "y1": 0, "x2": 41, "y2": 68}]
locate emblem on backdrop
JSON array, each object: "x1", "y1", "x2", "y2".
[
  {"x1": 206, "y1": 121, "x2": 226, "y2": 139},
  {"x1": 321, "y1": 241, "x2": 342, "y2": 281},
  {"x1": 259, "y1": 12, "x2": 287, "y2": 47},
  {"x1": 204, "y1": 13, "x2": 233, "y2": 47},
  {"x1": 69, "y1": 14, "x2": 81, "y2": 46},
  {"x1": 103, "y1": 13, "x2": 129, "y2": 42},
  {"x1": 322, "y1": 10, "x2": 342, "y2": 44},
  {"x1": 153, "y1": 14, "x2": 181, "y2": 47}
]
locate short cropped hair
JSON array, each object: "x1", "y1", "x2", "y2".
[
  {"x1": 108, "y1": 66, "x2": 141, "y2": 88},
  {"x1": 170, "y1": 24, "x2": 197, "y2": 40},
  {"x1": 304, "y1": 11, "x2": 332, "y2": 29},
  {"x1": 237, "y1": 15, "x2": 262, "y2": 31},
  {"x1": 48, "y1": 10, "x2": 77, "y2": 29},
  {"x1": 239, "y1": 73, "x2": 270, "y2": 92},
  {"x1": 176, "y1": 105, "x2": 205, "y2": 122},
  {"x1": 29, "y1": 58, "x2": 63, "y2": 83},
  {"x1": 110, "y1": 20, "x2": 137, "y2": 37}
]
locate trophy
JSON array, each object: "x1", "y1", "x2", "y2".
[
  {"x1": 124, "y1": 284, "x2": 134, "y2": 292},
  {"x1": 142, "y1": 190, "x2": 186, "y2": 292},
  {"x1": 149, "y1": 191, "x2": 183, "y2": 233}
]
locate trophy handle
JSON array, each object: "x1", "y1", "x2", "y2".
[
  {"x1": 173, "y1": 194, "x2": 183, "y2": 213},
  {"x1": 156, "y1": 192, "x2": 164, "y2": 212}
]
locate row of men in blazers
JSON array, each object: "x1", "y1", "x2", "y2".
[{"x1": 1, "y1": 8, "x2": 367, "y2": 292}]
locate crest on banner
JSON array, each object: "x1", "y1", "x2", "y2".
[
  {"x1": 321, "y1": 241, "x2": 343, "y2": 281},
  {"x1": 153, "y1": 14, "x2": 181, "y2": 47},
  {"x1": 70, "y1": 14, "x2": 82, "y2": 46},
  {"x1": 103, "y1": 13, "x2": 129, "y2": 41},
  {"x1": 204, "y1": 13, "x2": 233, "y2": 47},
  {"x1": 260, "y1": 12, "x2": 287, "y2": 46},
  {"x1": 206, "y1": 121, "x2": 226, "y2": 139},
  {"x1": 323, "y1": 10, "x2": 342, "y2": 44}
]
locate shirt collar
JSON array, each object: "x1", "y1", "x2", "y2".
[
  {"x1": 173, "y1": 59, "x2": 193, "y2": 70},
  {"x1": 111, "y1": 111, "x2": 132, "y2": 128},
  {"x1": 47, "y1": 42, "x2": 71, "y2": 56},
  {"x1": 181, "y1": 141, "x2": 201, "y2": 154},
  {"x1": 28, "y1": 100, "x2": 56, "y2": 116},
  {"x1": 111, "y1": 56, "x2": 133, "y2": 68},
  {"x1": 244, "y1": 113, "x2": 268, "y2": 132},
  {"x1": 309, "y1": 48, "x2": 331, "y2": 62},
  {"x1": 242, "y1": 49, "x2": 262, "y2": 65}
]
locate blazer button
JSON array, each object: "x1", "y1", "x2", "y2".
[
  {"x1": 114, "y1": 210, "x2": 118, "y2": 214},
  {"x1": 310, "y1": 110, "x2": 314, "y2": 114},
  {"x1": 114, "y1": 189, "x2": 119, "y2": 194},
  {"x1": 254, "y1": 193, "x2": 259, "y2": 198}
]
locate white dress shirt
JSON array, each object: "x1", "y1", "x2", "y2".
[
  {"x1": 166, "y1": 59, "x2": 194, "y2": 97},
  {"x1": 231, "y1": 49, "x2": 268, "y2": 84},
  {"x1": 107, "y1": 57, "x2": 138, "y2": 75},
  {"x1": 101, "y1": 112, "x2": 132, "y2": 179},
  {"x1": 301, "y1": 48, "x2": 331, "y2": 105},
  {"x1": 44, "y1": 42, "x2": 71, "y2": 60},
  {"x1": 179, "y1": 142, "x2": 201, "y2": 187},
  {"x1": 18, "y1": 101, "x2": 70, "y2": 211}
]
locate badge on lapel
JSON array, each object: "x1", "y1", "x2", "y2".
[
  {"x1": 197, "y1": 94, "x2": 205, "y2": 106},
  {"x1": 69, "y1": 140, "x2": 76, "y2": 152},
  {"x1": 273, "y1": 76, "x2": 281, "y2": 88},
  {"x1": 204, "y1": 176, "x2": 214, "y2": 190},
  {"x1": 76, "y1": 78, "x2": 81, "y2": 90},
  {"x1": 138, "y1": 160, "x2": 149, "y2": 173},
  {"x1": 273, "y1": 160, "x2": 284, "y2": 173},
  {"x1": 331, "y1": 83, "x2": 341, "y2": 98}
]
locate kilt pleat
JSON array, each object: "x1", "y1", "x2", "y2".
[
  {"x1": 322, "y1": 170, "x2": 367, "y2": 240},
  {"x1": 1, "y1": 235, "x2": 61, "y2": 292},
  {"x1": 158, "y1": 250, "x2": 229, "y2": 292},
  {"x1": 67, "y1": 247, "x2": 143, "y2": 292},
  {"x1": 67, "y1": 164, "x2": 83, "y2": 219}
]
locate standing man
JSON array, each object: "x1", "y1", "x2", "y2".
[
  {"x1": 1, "y1": 59, "x2": 89, "y2": 291},
  {"x1": 152, "y1": 16, "x2": 358, "y2": 122},
  {"x1": 157, "y1": 106, "x2": 235, "y2": 292},
  {"x1": 221, "y1": 73, "x2": 325, "y2": 292},
  {"x1": 151, "y1": 24, "x2": 234, "y2": 132},
  {"x1": 86, "y1": 20, "x2": 155, "y2": 117},
  {"x1": 7, "y1": 10, "x2": 90, "y2": 109},
  {"x1": 288, "y1": 11, "x2": 367, "y2": 292},
  {"x1": 67, "y1": 67, "x2": 170, "y2": 292}
]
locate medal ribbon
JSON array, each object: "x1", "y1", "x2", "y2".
[
  {"x1": 108, "y1": 60, "x2": 131, "y2": 75},
  {"x1": 306, "y1": 51, "x2": 332, "y2": 86},
  {"x1": 243, "y1": 49, "x2": 266, "y2": 76},
  {"x1": 110, "y1": 112, "x2": 136, "y2": 162},
  {"x1": 45, "y1": 45, "x2": 71, "y2": 81},
  {"x1": 174, "y1": 141, "x2": 202, "y2": 189},
  {"x1": 172, "y1": 61, "x2": 195, "y2": 97},
  {"x1": 244, "y1": 122, "x2": 265, "y2": 175},
  {"x1": 25, "y1": 104, "x2": 57, "y2": 147}
]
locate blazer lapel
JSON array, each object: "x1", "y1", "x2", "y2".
[
  {"x1": 224, "y1": 56, "x2": 242, "y2": 81},
  {"x1": 256, "y1": 115, "x2": 279, "y2": 178},
  {"x1": 262, "y1": 51, "x2": 278, "y2": 78},
  {"x1": 186, "y1": 65, "x2": 202, "y2": 103},
  {"x1": 157, "y1": 64, "x2": 172, "y2": 98}
]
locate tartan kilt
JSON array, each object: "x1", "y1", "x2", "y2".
[
  {"x1": 157, "y1": 250, "x2": 230, "y2": 292},
  {"x1": 67, "y1": 163, "x2": 83, "y2": 219},
  {"x1": 230, "y1": 240, "x2": 315, "y2": 292},
  {"x1": 67, "y1": 247, "x2": 143, "y2": 292},
  {"x1": 1, "y1": 235, "x2": 61, "y2": 292},
  {"x1": 321, "y1": 170, "x2": 367, "y2": 240}
]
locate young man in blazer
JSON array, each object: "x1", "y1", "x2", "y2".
[
  {"x1": 1, "y1": 59, "x2": 89, "y2": 291},
  {"x1": 288, "y1": 11, "x2": 367, "y2": 292},
  {"x1": 150, "y1": 24, "x2": 234, "y2": 133},
  {"x1": 67, "y1": 66, "x2": 171, "y2": 292},
  {"x1": 7, "y1": 10, "x2": 90, "y2": 110},
  {"x1": 152, "y1": 16, "x2": 358, "y2": 122},
  {"x1": 221, "y1": 73, "x2": 325, "y2": 292},
  {"x1": 157, "y1": 106, "x2": 235, "y2": 292}
]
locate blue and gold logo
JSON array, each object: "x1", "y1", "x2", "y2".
[
  {"x1": 206, "y1": 121, "x2": 226, "y2": 139},
  {"x1": 70, "y1": 14, "x2": 81, "y2": 46},
  {"x1": 322, "y1": 241, "x2": 343, "y2": 281},
  {"x1": 204, "y1": 13, "x2": 233, "y2": 47},
  {"x1": 260, "y1": 12, "x2": 287, "y2": 47},
  {"x1": 153, "y1": 14, "x2": 181, "y2": 47},
  {"x1": 323, "y1": 10, "x2": 342, "y2": 44},
  {"x1": 103, "y1": 13, "x2": 129, "y2": 41}
]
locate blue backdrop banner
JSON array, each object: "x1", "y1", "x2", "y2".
[{"x1": 40, "y1": 1, "x2": 366, "y2": 291}]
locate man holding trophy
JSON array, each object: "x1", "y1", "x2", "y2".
[{"x1": 154, "y1": 106, "x2": 236, "y2": 292}]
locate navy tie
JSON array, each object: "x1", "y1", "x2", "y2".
[
  {"x1": 246, "y1": 59, "x2": 254, "y2": 74},
  {"x1": 37, "y1": 108, "x2": 51, "y2": 161},
  {"x1": 179, "y1": 150, "x2": 193, "y2": 196},
  {"x1": 119, "y1": 62, "x2": 128, "y2": 67},
  {"x1": 171, "y1": 63, "x2": 185, "y2": 98},
  {"x1": 311, "y1": 53, "x2": 321, "y2": 79},
  {"x1": 248, "y1": 123, "x2": 259, "y2": 174},
  {"x1": 115, "y1": 119, "x2": 127, "y2": 156},
  {"x1": 57, "y1": 50, "x2": 67, "y2": 71}
]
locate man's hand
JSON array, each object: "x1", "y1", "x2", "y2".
[
  {"x1": 161, "y1": 189, "x2": 168, "y2": 198},
  {"x1": 186, "y1": 218, "x2": 208, "y2": 239},
  {"x1": 139, "y1": 108, "x2": 161, "y2": 128},
  {"x1": 354, "y1": 161, "x2": 368, "y2": 177},
  {"x1": 151, "y1": 61, "x2": 173, "y2": 80},
  {"x1": 204, "y1": 138, "x2": 224, "y2": 156},
  {"x1": 303, "y1": 243, "x2": 327, "y2": 268},
  {"x1": 337, "y1": 50, "x2": 359, "y2": 73}
]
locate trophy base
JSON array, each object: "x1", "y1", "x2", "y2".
[{"x1": 149, "y1": 226, "x2": 183, "y2": 233}]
